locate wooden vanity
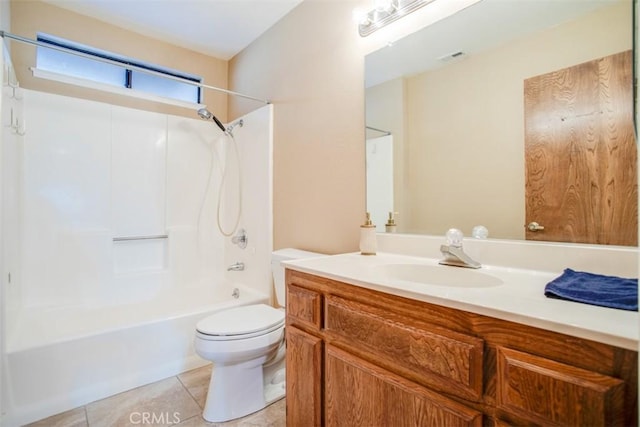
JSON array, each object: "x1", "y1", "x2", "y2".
[{"x1": 285, "y1": 269, "x2": 638, "y2": 426}]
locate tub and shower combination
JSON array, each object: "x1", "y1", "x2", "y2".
[{"x1": 2, "y1": 87, "x2": 274, "y2": 425}]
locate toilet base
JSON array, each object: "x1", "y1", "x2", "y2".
[
  {"x1": 263, "y1": 345, "x2": 286, "y2": 404},
  {"x1": 202, "y1": 349, "x2": 286, "y2": 422}
]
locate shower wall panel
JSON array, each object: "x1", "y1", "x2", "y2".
[
  {"x1": 166, "y1": 116, "x2": 225, "y2": 286},
  {"x1": 18, "y1": 90, "x2": 229, "y2": 309},
  {"x1": 22, "y1": 90, "x2": 112, "y2": 308},
  {"x1": 111, "y1": 107, "x2": 168, "y2": 277},
  {"x1": 111, "y1": 108, "x2": 167, "y2": 239},
  {"x1": 223, "y1": 105, "x2": 274, "y2": 299},
  {"x1": 2, "y1": 59, "x2": 25, "y2": 315}
]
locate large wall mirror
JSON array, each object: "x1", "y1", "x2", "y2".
[{"x1": 365, "y1": 0, "x2": 637, "y2": 246}]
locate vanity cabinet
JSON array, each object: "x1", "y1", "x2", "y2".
[{"x1": 285, "y1": 269, "x2": 637, "y2": 427}]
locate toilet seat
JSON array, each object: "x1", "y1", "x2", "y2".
[{"x1": 196, "y1": 304, "x2": 285, "y2": 341}]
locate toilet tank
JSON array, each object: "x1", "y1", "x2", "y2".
[{"x1": 271, "y1": 248, "x2": 323, "y2": 307}]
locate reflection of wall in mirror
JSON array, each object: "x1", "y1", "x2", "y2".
[{"x1": 366, "y1": 0, "x2": 632, "y2": 240}]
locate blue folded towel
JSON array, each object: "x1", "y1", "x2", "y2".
[{"x1": 544, "y1": 268, "x2": 638, "y2": 311}]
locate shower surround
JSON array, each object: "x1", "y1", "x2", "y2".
[{"x1": 1, "y1": 89, "x2": 273, "y2": 426}]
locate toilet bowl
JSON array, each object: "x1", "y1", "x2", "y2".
[{"x1": 194, "y1": 248, "x2": 322, "y2": 423}]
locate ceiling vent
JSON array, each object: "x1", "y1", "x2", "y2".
[{"x1": 437, "y1": 51, "x2": 466, "y2": 62}]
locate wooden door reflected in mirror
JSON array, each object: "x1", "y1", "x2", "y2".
[{"x1": 524, "y1": 50, "x2": 637, "y2": 246}]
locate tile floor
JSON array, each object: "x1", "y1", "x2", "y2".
[{"x1": 26, "y1": 364, "x2": 285, "y2": 427}]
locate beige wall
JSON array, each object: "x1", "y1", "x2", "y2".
[
  {"x1": 229, "y1": 1, "x2": 366, "y2": 254},
  {"x1": 10, "y1": 0, "x2": 228, "y2": 119}
]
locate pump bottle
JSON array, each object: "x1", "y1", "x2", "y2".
[
  {"x1": 360, "y1": 212, "x2": 377, "y2": 255},
  {"x1": 385, "y1": 212, "x2": 397, "y2": 233}
]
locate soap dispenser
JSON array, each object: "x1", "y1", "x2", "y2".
[
  {"x1": 385, "y1": 212, "x2": 397, "y2": 233},
  {"x1": 360, "y1": 212, "x2": 377, "y2": 255}
]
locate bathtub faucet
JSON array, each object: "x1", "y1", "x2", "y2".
[
  {"x1": 231, "y1": 228, "x2": 248, "y2": 249},
  {"x1": 227, "y1": 262, "x2": 245, "y2": 271}
]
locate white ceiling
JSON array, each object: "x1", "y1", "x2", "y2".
[{"x1": 42, "y1": 0, "x2": 303, "y2": 60}]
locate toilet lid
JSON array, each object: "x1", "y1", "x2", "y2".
[{"x1": 196, "y1": 304, "x2": 285, "y2": 336}]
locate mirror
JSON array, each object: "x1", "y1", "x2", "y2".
[{"x1": 365, "y1": 0, "x2": 637, "y2": 245}]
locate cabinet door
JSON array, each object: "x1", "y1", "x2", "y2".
[
  {"x1": 286, "y1": 326, "x2": 323, "y2": 426},
  {"x1": 326, "y1": 345, "x2": 482, "y2": 427}
]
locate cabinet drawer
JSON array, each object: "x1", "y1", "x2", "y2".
[
  {"x1": 497, "y1": 346, "x2": 625, "y2": 426},
  {"x1": 286, "y1": 284, "x2": 322, "y2": 329},
  {"x1": 325, "y1": 295, "x2": 484, "y2": 401}
]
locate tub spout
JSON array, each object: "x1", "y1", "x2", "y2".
[{"x1": 227, "y1": 262, "x2": 245, "y2": 271}]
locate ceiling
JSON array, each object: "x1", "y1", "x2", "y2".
[
  {"x1": 41, "y1": 0, "x2": 303, "y2": 60},
  {"x1": 365, "y1": 0, "x2": 617, "y2": 88}
]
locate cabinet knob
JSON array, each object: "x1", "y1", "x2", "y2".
[{"x1": 527, "y1": 222, "x2": 545, "y2": 232}]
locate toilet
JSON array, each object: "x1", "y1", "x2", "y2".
[{"x1": 194, "y1": 248, "x2": 322, "y2": 422}]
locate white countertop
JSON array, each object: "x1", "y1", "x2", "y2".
[{"x1": 284, "y1": 252, "x2": 639, "y2": 351}]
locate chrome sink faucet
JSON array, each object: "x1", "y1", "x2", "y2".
[
  {"x1": 439, "y1": 229, "x2": 481, "y2": 269},
  {"x1": 227, "y1": 262, "x2": 245, "y2": 271}
]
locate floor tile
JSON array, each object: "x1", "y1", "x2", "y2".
[
  {"x1": 175, "y1": 399, "x2": 285, "y2": 427},
  {"x1": 177, "y1": 364, "x2": 213, "y2": 408},
  {"x1": 85, "y1": 377, "x2": 201, "y2": 427},
  {"x1": 242, "y1": 398, "x2": 285, "y2": 427},
  {"x1": 25, "y1": 407, "x2": 88, "y2": 427},
  {"x1": 23, "y1": 368, "x2": 283, "y2": 427}
]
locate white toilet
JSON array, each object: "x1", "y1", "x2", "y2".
[{"x1": 194, "y1": 248, "x2": 322, "y2": 422}]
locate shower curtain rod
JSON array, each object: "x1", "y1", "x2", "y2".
[
  {"x1": 366, "y1": 125, "x2": 391, "y2": 136},
  {"x1": 0, "y1": 30, "x2": 271, "y2": 105}
]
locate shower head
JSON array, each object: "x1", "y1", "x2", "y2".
[
  {"x1": 197, "y1": 108, "x2": 226, "y2": 134},
  {"x1": 197, "y1": 108, "x2": 212, "y2": 120}
]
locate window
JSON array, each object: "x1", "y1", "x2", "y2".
[{"x1": 36, "y1": 33, "x2": 202, "y2": 104}]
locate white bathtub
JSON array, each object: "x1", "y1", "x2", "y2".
[{"x1": 4, "y1": 283, "x2": 268, "y2": 426}]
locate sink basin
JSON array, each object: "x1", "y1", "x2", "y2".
[{"x1": 373, "y1": 264, "x2": 503, "y2": 288}]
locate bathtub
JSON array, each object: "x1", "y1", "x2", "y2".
[{"x1": 4, "y1": 283, "x2": 268, "y2": 426}]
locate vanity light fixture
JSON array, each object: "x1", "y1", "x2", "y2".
[{"x1": 357, "y1": 0, "x2": 436, "y2": 37}]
